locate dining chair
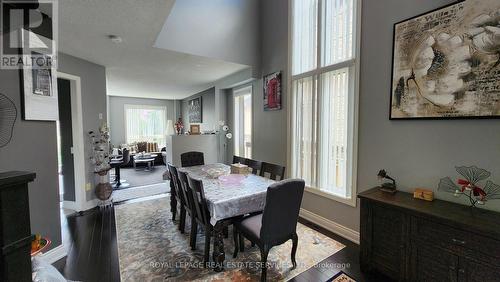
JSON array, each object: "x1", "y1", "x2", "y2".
[
  {"x1": 177, "y1": 171, "x2": 198, "y2": 250},
  {"x1": 186, "y1": 175, "x2": 214, "y2": 267},
  {"x1": 232, "y1": 179, "x2": 305, "y2": 281},
  {"x1": 167, "y1": 163, "x2": 187, "y2": 232},
  {"x1": 260, "y1": 162, "x2": 286, "y2": 180},
  {"x1": 245, "y1": 158, "x2": 263, "y2": 175},
  {"x1": 181, "y1": 151, "x2": 205, "y2": 167},
  {"x1": 233, "y1": 155, "x2": 246, "y2": 164}
]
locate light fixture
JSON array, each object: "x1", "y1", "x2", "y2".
[{"x1": 108, "y1": 35, "x2": 122, "y2": 44}]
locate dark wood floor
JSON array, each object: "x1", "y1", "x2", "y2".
[
  {"x1": 53, "y1": 206, "x2": 120, "y2": 282},
  {"x1": 54, "y1": 194, "x2": 390, "y2": 282}
]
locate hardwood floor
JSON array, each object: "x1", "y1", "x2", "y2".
[
  {"x1": 53, "y1": 206, "x2": 120, "y2": 282},
  {"x1": 54, "y1": 195, "x2": 391, "y2": 282}
]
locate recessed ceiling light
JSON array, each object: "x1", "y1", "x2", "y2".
[{"x1": 108, "y1": 35, "x2": 122, "y2": 44}]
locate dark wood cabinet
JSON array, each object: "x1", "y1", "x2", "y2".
[
  {"x1": 0, "y1": 171, "x2": 36, "y2": 282},
  {"x1": 359, "y1": 188, "x2": 500, "y2": 282}
]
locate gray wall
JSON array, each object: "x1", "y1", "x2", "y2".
[
  {"x1": 226, "y1": 0, "x2": 288, "y2": 165},
  {"x1": 245, "y1": 0, "x2": 500, "y2": 234},
  {"x1": 0, "y1": 52, "x2": 107, "y2": 251},
  {"x1": 108, "y1": 96, "x2": 176, "y2": 146},
  {"x1": 0, "y1": 68, "x2": 62, "y2": 250},
  {"x1": 181, "y1": 87, "x2": 216, "y2": 132},
  {"x1": 58, "y1": 53, "x2": 107, "y2": 202}
]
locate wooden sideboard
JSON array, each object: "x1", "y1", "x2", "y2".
[
  {"x1": 0, "y1": 171, "x2": 36, "y2": 282},
  {"x1": 359, "y1": 188, "x2": 500, "y2": 282}
]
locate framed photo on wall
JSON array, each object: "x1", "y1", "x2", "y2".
[
  {"x1": 390, "y1": 0, "x2": 500, "y2": 119},
  {"x1": 190, "y1": 124, "x2": 200, "y2": 135},
  {"x1": 263, "y1": 71, "x2": 282, "y2": 111},
  {"x1": 188, "y1": 97, "x2": 202, "y2": 123},
  {"x1": 21, "y1": 52, "x2": 59, "y2": 121}
]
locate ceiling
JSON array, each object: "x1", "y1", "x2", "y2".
[
  {"x1": 154, "y1": 0, "x2": 260, "y2": 68},
  {"x1": 57, "y1": 0, "x2": 249, "y2": 100}
]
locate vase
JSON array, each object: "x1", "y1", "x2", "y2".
[{"x1": 95, "y1": 182, "x2": 112, "y2": 201}]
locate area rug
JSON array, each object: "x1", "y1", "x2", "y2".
[
  {"x1": 328, "y1": 271, "x2": 356, "y2": 282},
  {"x1": 112, "y1": 183, "x2": 169, "y2": 203},
  {"x1": 115, "y1": 197, "x2": 345, "y2": 281}
]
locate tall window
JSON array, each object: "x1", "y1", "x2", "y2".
[
  {"x1": 125, "y1": 104, "x2": 167, "y2": 147},
  {"x1": 291, "y1": 0, "x2": 359, "y2": 204},
  {"x1": 234, "y1": 86, "x2": 252, "y2": 158}
]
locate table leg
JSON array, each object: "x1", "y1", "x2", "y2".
[
  {"x1": 212, "y1": 221, "x2": 227, "y2": 272},
  {"x1": 170, "y1": 181, "x2": 177, "y2": 221}
]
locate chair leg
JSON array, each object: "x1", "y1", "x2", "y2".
[
  {"x1": 179, "y1": 207, "x2": 186, "y2": 233},
  {"x1": 190, "y1": 216, "x2": 197, "y2": 250},
  {"x1": 260, "y1": 246, "x2": 269, "y2": 282},
  {"x1": 291, "y1": 233, "x2": 298, "y2": 269},
  {"x1": 232, "y1": 228, "x2": 239, "y2": 258},
  {"x1": 239, "y1": 233, "x2": 245, "y2": 252},
  {"x1": 204, "y1": 229, "x2": 211, "y2": 268}
]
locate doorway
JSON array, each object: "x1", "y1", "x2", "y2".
[
  {"x1": 56, "y1": 72, "x2": 86, "y2": 212},
  {"x1": 234, "y1": 86, "x2": 252, "y2": 158},
  {"x1": 57, "y1": 78, "x2": 76, "y2": 203}
]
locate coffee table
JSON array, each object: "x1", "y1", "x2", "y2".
[{"x1": 133, "y1": 154, "x2": 157, "y2": 171}]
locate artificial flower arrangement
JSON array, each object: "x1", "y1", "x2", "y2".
[{"x1": 438, "y1": 166, "x2": 500, "y2": 208}]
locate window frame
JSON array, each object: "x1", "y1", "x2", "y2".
[
  {"x1": 233, "y1": 85, "x2": 253, "y2": 159},
  {"x1": 287, "y1": 0, "x2": 361, "y2": 207},
  {"x1": 124, "y1": 104, "x2": 167, "y2": 147}
]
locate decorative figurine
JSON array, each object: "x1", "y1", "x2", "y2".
[
  {"x1": 378, "y1": 169, "x2": 397, "y2": 193},
  {"x1": 438, "y1": 166, "x2": 500, "y2": 208},
  {"x1": 174, "y1": 117, "x2": 184, "y2": 135}
]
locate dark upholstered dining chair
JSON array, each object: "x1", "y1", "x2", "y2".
[
  {"x1": 181, "y1": 151, "x2": 205, "y2": 167},
  {"x1": 232, "y1": 179, "x2": 305, "y2": 281},
  {"x1": 245, "y1": 158, "x2": 263, "y2": 175},
  {"x1": 260, "y1": 162, "x2": 286, "y2": 180},
  {"x1": 186, "y1": 175, "x2": 214, "y2": 267},
  {"x1": 177, "y1": 170, "x2": 198, "y2": 250},
  {"x1": 233, "y1": 155, "x2": 246, "y2": 164},
  {"x1": 167, "y1": 163, "x2": 190, "y2": 233}
]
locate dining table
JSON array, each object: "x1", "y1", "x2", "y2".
[{"x1": 176, "y1": 163, "x2": 276, "y2": 271}]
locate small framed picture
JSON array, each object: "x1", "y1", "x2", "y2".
[
  {"x1": 190, "y1": 124, "x2": 200, "y2": 135},
  {"x1": 263, "y1": 71, "x2": 282, "y2": 111}
]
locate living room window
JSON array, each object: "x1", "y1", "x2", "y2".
[
  {"x1": 125, "y1": 104, "x2": 167, "y2": 148},
  {"x1": 290, "y1": 0, "x2": 360, "y2": 206}
]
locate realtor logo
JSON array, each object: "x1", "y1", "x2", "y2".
[{"x1": 1, "y1": 0, "x2": 58, "y2": 69}]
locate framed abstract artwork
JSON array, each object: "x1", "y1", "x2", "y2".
[
  {"x1": 263, "y1": 71, "x2": 282, "y2": 111},
  {"x1": 188, "y1": 96, "x2": 202, "y2": 123},
  {"x1": 390, "y1": 0, "x2": 500, "y2": 119}
]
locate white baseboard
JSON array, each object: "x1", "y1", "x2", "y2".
[
  {"x1": 300, "y1": 208, "x2": 360, "y2": 244},
  {"x1": 37, "y1": 244, "x2": 67, "y2": 264},
  {"x1": 62, "y1": 199, "x2": 99, "y2": 212},
  {"x1": 84, "y1": 199, "x2": 99, "y2": 210},
  {"x1": 62, "y1": 200, "x2": 78, "y2": 211}
]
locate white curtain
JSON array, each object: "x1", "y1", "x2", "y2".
[
  {"x1": 125, "y1": 105, "x2": 166, "y2": 147},
  {"x1": 291, "y1": 0, "x2": 357, "y2": 199}
]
